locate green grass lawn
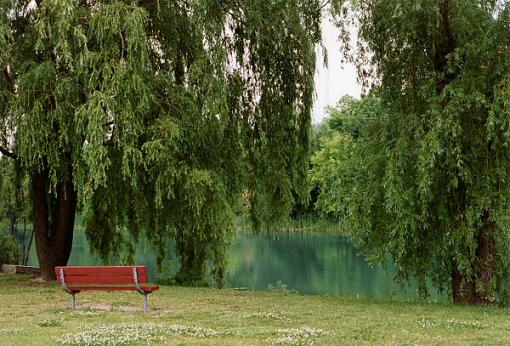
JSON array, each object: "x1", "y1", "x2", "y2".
[{"x1": 0, "y1": 274, "x2": 509, "y2": 345}]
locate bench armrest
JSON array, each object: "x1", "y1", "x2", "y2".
[{"x1": 132, "y1": 267, "x2": 145, "y2": 295}]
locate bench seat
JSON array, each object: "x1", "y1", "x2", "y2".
[{"x1": 65, "y1": 285, "x2": 159, "y2": 293}]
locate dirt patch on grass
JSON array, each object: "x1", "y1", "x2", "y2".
[
  {"x1": 117, "y1": 306, "x2": 142, "y2": 313},
  {"x1": 79, "y1": 303, "x2": 112, "y2": 311}
]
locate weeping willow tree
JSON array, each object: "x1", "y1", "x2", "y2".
[
  {"x1": 342, "y1": 0, "x2": 510, "y2": 304},
  {"x1": 0, "y1": 0, "x2": 341, "y2": 282}
]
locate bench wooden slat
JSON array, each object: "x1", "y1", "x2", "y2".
[
  {"x1": 67, "y1": 285, "x2": 159, "y2": 293},
  {"x1": 62, "y1": 275, "x2": 148, "y2": 285},
  {"x1": 56, "y1": 266, "x2": 147, "y2": 277}
]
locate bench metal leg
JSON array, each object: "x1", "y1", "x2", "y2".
[
  {"x1": 71, "y1": 293, "x2": 76, "y2": 311},
  {"x1": 143, "y1": 293, "x2": 148, "y2": 313}
]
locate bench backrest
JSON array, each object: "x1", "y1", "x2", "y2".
[{"x1": 55, "y1": 266, "x2": 149, "y2": 286}]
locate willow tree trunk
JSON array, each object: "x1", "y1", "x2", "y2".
[
  {"x1": 175, "y1": 236, "x2": 207, "y2": 286},
  {"x1": 451, "y1": 211, "x2": 496, "y2": 304},
  {"x1": 32, "y1": 164, "x2": 77, "y2": 280}
]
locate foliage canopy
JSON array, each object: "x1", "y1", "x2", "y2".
[
  {"x1": 315, "y1": 0, "x2": 510, "y2": 303},
  {"x1": 0, "y1": 0, "x2": 339, "y2": 283}
]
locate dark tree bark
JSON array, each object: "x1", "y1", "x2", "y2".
[
  {"x1": 431, "y1": 0, "x2": 457, "y2": 92},
  {"x1": 451, "y1": 263, "x2": 476, "y2": 304},
  {"x1": 451, "y1": 211, "x2": 496, "y2": 304},
  {"x1": 474, "y1": 211, "x2": 496, "y2": 303},
  {"x1": 175, "y1": 236, "x2": 207, "y2": 286},
  {"x1": 32, "y1": 162, "x2": 77, "y2": 280}
]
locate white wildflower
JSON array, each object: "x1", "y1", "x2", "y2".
[
  {"x1": 56, "y1": 322, "x2": 227, "y2": 345},
  {"x1": 0, "y1": 328, "x2": 22, "y2": 335},
  {"x1": 270, "y1": 326, "x2": 326, "y2": 345},
  {"x1": 242, "y1": 311, "x2": 287, "y2": 320}
]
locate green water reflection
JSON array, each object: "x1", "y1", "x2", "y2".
[
  {"x1": 28, "y1": 229, "x2": 442, "y2": 300},
  {"x1": 228, "y1": 231, "x2": 442, "y2": 300}
]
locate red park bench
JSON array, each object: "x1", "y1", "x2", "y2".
[{"x1": 55, "y1": 266, "x2": 159, "y2": 312}]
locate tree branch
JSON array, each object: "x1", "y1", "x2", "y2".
[
  {"x1": 2, "y1": 67, "x2": 14, "y2": 94},
  {"x1": 0, "y1": 145, "x2": 17, "y2": 159},
  {"x1": 319, "y1": 0, "x2": 332, "y2": 11},
  {"x1": 433, "y1": 0, "x2": 457, "y2": 91},
  {"x1": 119, "y1": 32, "x2": 125, "y2": 60},
  {"x1": 0, "y1": 67, "x2": 17, "y2": 160},
  {"x1": 442, "y1": 0, "x2": 456, "y2": 56}
]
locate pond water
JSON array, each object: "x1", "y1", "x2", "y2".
[{"x1": 28, "y1": 229, "x2": 443, "y2": 301}]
